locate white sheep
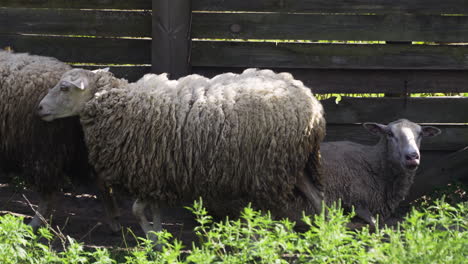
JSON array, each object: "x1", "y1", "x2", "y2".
[
  {"x1": 0, "y1": 51, "x2": 119, "y2": 231},
  {"x1": 321, "y1": 119, "x2": 441, "y2": 226},
  {"x1": 37, "y1": 68, "x2": 326, "y2": 240}
]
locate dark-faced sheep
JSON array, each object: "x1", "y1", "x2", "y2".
[
  {"x1": 37, "y1": 68, "x2": 326, "y2": 241},
  {"x1": 0, "y1": 51, "x2": 119, "y2": 231},
  {"x1": 321, "y1": 119, "x2": 441, "y2": 226}
]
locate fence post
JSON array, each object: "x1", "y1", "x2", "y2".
[{"x1": 152, "y1": 0, "x2": 192, "y2": 79}]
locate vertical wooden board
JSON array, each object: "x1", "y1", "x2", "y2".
[{"x1": 152, "y1": 0, "x2": 192, "y2": 78}]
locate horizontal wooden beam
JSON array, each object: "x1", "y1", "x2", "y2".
[
  {"x1": 2, "y1": 0, "x2": 467, "y2": 14},
  {"x1": 81, "y1": 65, "x2": 151, "y2": 82},
  {"x1": 0, "y1": 0, "x2": 151, "y2": 9},
  {"x1": 325, "y1": 124, "x2": 468, "y2": 151},
  {"x1": 0, "y1": 35, "x2": 151, "y2": 64},
  {"x1": 192, "y1": 12, "x2": 468, "y2": 42},
  {"x1": 193, "y1": 0, "x2": 468, "y2": 14},
  {"x1": 192, "y1": 41, "x2": 468, "y2": 70},
  {"x1": 193, "y1": 67, "x2": 468, "y2": 93},
  {"x1": 0, "y1": 8, "x2": 151, "y2": 37},
  {"x1": 322, "y1": 97, "x2": 468, "y2": 124}
]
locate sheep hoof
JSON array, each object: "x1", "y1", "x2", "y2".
[
  {"x1": 28, "y1": 217, "x2": 42, "y2": 231},
  {"x1": 108, "y1": 218, "x2": 122, "y2": 233}
]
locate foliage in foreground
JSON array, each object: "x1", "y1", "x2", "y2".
[{"x1": 0, "y1": 199, "x2": 467, "y2": 264}]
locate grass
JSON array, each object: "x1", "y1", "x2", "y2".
[{"x1": 0, "y1": 197, "x2": 467, "y2": 264}]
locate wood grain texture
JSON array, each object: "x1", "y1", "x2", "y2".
[
  {"x1": 325, "y1": 124, "x2": 468, "y2": 151},
  {"x1": 193, "y1": 67, "x2": 468, "y2": 93},
  {"x1": 192, "y1": 12, "x2": 468, "y2": 42},
  {"x1": 409, "y1": 147, "x2": 468, "y2": 201},
  {"x1": 82, "y1": 65, "x2": 151, "y2": 82},
  {"x1": 1, "y1": 0, "x2": 467, "y2": 14},
  {"x1": 152, "y1": 0, "x2": 192, "y2": 79},
  {"x1": 192, "y1": 41, "x2": 468, "y2": 70},
  {"x1": 322, "y1": 97, "x2": 468, "y2": 124},
  {"x1": 0, "y1": 35, "x2": 151, "y2": 64},
  {"x1": 192, "y1": 0, "x2": 468, "y2": 14},
  {"x1": 0, "y1": 0, "x2": 151, "y2": 9},
  {"x1": 0, "y1": 8, "x2": 151, "y2": 37}
]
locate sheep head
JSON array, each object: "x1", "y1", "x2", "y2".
[
  {"x1": 37, "y1": 68, "x2": 108, "y2": 121},
  {"x1": 363, "y1": 119, "x2": 441, "y2": 171}
]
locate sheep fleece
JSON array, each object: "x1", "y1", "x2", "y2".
[
  {"x1": 0, "y1": 51, "x2": 88, "y2": 192},
  {"x1": 82, "y1": 69, "x2": 325, "y2": 209}
]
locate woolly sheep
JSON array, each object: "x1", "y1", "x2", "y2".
[
  {"x1": 321, "y1": 119, "x2": 441, "y2": 226},
  {"x1": 0, "y1": 51, "x2": 119, "y2": 231},
  {"x1": 37, "y1": 68, "x2": 326, "y2": 240}
]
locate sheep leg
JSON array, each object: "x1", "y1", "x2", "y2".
[
  {"x1": 96, "y1": 179, "x2": 121, "y2": 233},
  {"x1": 296, "y1": 172, "x2": 323, "y2": 214},
  {"x1": 355, "y1": 203, "x2": 377, "y2": 227},
  {"x1": 132, "y1": 199, "x2": 153, "y2": 236},
  {"x1": 28, "y1": 191, "x2": 56, "y2": 229},
  {"x1": 150, "y1": 203, "x2": 162, "y2": 233},
  {"x1": 149, "y1": 203, "x2": 162, "y2": 247}
]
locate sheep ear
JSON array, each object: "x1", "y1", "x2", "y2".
[
  {"x1": 363, "y1": 122, "x2": 388, "y2": 135},
  {"x1": 421, "y1": 126, "x2": 441, "y2": 137},
  {"x1": 92, "y1": 67, "x2": 110, "y2": 74},
  {"x1": 67, "y1": 77, "x2": 88, "y2": 90}
]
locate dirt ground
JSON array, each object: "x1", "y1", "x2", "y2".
[{"x1": 0, "y1": 176, "x2": 199, "y2": 250}]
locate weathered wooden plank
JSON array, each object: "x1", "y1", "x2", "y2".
[
  {"x1": 0, "y1": 0, "x2": 151, "y2": 9},
  {"x1": 1, "y1": 0, "x2": 467, "y2": 14},
  {"x1": 193, "y1": 67, "x2": 468, "y2": 93},
  {"x1": 0, "y1": 8, "x2": 151, "y2": 37},
  {"x1": 152, "y1": 0, "x2": 192, "y2": 79},
  {"x1": 0, "y1": 35, "x2": 151, "y2": 64},
  {"x1": 192, "y1": 41, "x2": 468, "y2": 70},
  {"x1": 325, "y1": 124, "x2": 468, "y2": 151},
  {"x1": 322, "y1": 97, "x2": 468, "y2": 124},
  {"x1": 409, "y1": 147, "x2": 468, "y2": 201},
  {"x1": 192, "y1": 12, "x2": 468, "y2": 42},
  {"x1": 194, "y1": 68, "x2": 468, "y2": 93},
  {"x1": 80, "y1": 65, "x2": 151, "y2": 82},
  {"x1": 193, "y1": 0, "x2": 468, "y2": 14}
]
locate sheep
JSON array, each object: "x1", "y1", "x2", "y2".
[
  {"x1": 321, "y1": 119, "x2": 441, "y2": 226},
  {"x1": 37, "y1": 68, "x2": 326, "y2": 240},
  {"x1": 0, "y1": 51, "x2": 119, "y2": 231}
]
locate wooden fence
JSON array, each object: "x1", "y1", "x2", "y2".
[{"x1": 1, "y1": 0, "x2": 467, "y2": 198}]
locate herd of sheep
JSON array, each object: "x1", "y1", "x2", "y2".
[{"x1": 0, "y1": 51, "x2": 441, "y2": 242}]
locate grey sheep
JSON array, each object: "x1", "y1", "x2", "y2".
[
  {"x1": 37, "y1": 68, "x2": 326, "y2": 240},
  {"x1": 321, "y1": 119, "x2": 441, "y2": 226},
  {"x1": 0, "y1": 51, "x2": 119, "y2": 231}
]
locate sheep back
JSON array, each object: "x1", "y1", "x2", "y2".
[
  {"x1": 82, "y1": 68, "x2": 325, "y2": 210},
  {"x1": 0, "y1": 51, "x2": 90, "y2": 193}
]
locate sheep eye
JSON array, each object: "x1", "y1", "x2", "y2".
[
  {"x1": 387, "y1": 131, "x2": 394, "y2": 137},
  {"x1": 60, "y1": 84, "x2": 69, "y2": 92}
]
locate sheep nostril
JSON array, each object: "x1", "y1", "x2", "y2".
[{"x1": 406, "y1": 153, "x2": 419, "y2": 160}]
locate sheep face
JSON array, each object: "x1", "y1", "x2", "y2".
[
  {"x1": 37, "y1": 68, "x2": 106, "y2": 121},
  {"x1": 363, "y1": 119, "x2": 441, "y2": 171}
]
